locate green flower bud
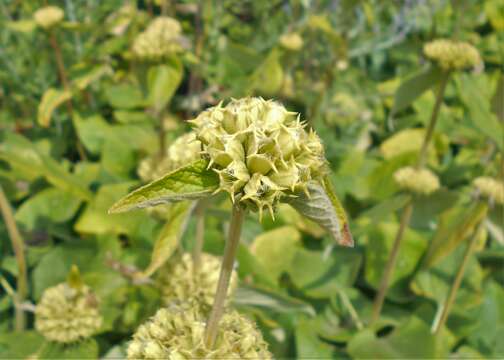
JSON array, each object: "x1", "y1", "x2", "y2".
[
  {"x1": 424, "y1": 39, "x2": 481, "y2": 71},
  {"x1": 394, "y1": 166, "x2": 440, "y2": 196},
  {"x1": 35, "y1": 283, "x2": 102, "y2": 343},
  {"x1": 473, "y1": 176, "x2": 504, "y2": 205},
  {"x1": 191, "y1": 97, "x2": 326, "y2": 219},
  {"x1": 127, "y1": 303, "x2": 271, "y2": 359},
  {"x1": 34, "y1": 6, "x2": 64, "y2": 29},
  {"x1": 132, "y1": 17, "x2": 183, "y2": 61},
  {"x1": 156, "y1": 253, "x2": 238, "y2": 312}
]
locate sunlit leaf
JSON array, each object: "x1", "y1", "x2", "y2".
[
  {"x1": 37, "y1": 88, "x2": 72, "y2": 127},
  {"x1": 146, "y1": 61, "x2": 183, "y2": 112}
]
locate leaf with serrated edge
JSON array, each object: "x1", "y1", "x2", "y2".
[
  {"x1": 138, "y1": 201, "x2": 196, "y2": 278},
  {"x1": 108, "y1": 159, "x2": 218, "y2": 213},
  {"x1": 283, "y1": 179, "x2": 353, "y2": 247}
]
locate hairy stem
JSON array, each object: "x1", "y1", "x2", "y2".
[
  {"x1": 433, "y1": 218, "x2": 486, "y2": 334},
  {"x1": 192, "y1": 200, "x2": 206, "y2": 274},
  {"x1": 371, "y1": 199, "x2": 413, "y2": 323},
  {"x1": 48, "y1": 30, "x2": 87, "y2": 160},
  {"x1": 0, "y1": 186, "x2": 27, "y2": 331},
  {"x1": 205, "y1": 205, "x2": 244, "y2": 348}
]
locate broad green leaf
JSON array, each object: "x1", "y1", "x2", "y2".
[
  {"x1": 250, "y1": 225, "x2": 301, "y2": 280},
  {"x1": 108, "y1": 159, "x2": 218, "y2": 214},
  {"x1": 491, "y1": 74, "x2": 503, "y2": 121},
  {"x1": 38, "y1": 339, "x2": 99, "y2": 359},
  {"x1": 146, "y1": 61, "x2": 183, "y2": 112},
  {"x1": 15, "y1": 187, "x2": 82, "y2": 230},
  {"x1": 73, "y1": 64, "x2": 112, "y2": 91},
  {"x1": 391, "y1": 65, "x2": 442, "y2": 116},
  {"x1": 296, "y1": 317, "x2": 335, "y2": 359},
  {"x1": 105, "y1": 83, "x2": 145, "y2": 109},
  {"x1": 422, "y1": 202, "x2": 488, "y2": 268},
  {"x1": 73, "y1": 113, "x2": 110, "y2": 155},
  {"x1": 250, "y1": 48, "x2": 284, "y2": 96},
  {"x1": 37, "y1": 88, "x2": 73, "y2": 127},
  {"x1": 0, "y1": 331, "x2": 44, "y2": 358},
  {"x1": 233, "y1": 284, "x2": 315, "y2": 316},
  {"x1": 283, "y1": 180, "x2": 353, "y2": 247},
  {"x1": 139, "y1": 201, "x2": 196, "y2": 278},
  {"x1": 5, "y1": 20, "x2": 36, "y2": 33},
  {"x1": 360, "y1": 194, "x2": 410, "y2": 223},
  {"x1": 114, "y1": 110, "x2": 156, "y2": 123}
]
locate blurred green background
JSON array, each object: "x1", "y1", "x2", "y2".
[{"x1": 0, "y1": 0, "x2": 503, "y2": 358}]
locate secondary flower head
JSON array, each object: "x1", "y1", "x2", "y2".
[
  {"x1": 138, "y1": 132, "x2": 202, "y2": 182},
  {"x1": 127, "y1": 303, "x2": 271, "y2": 359},
  {"x1": 156, "y1": 253, "x2": 237, "y2": 312},
  {"x1": 190, "y1": 97, "x2": 326, "y2": 219},
  {"x1": 280, "y1": 32, "x2": 304, "y2": 51},
  {"x1": 35, "y1": 282, "x2": 102, "y2": 343},
  {"x1": 132, "y1": 17, "x2": 183, "y2": 61},
  {"x1": 34, "y1": 6, "x2": 64, "y2": 29},
  {"x1": 473, "y1": 176, "x2": 504, "y2": 205},
  {"x1": 424, "y1": 39, "x2": 481, "y2": 71},
  {"x1": 394, "y1": 166, "x2": 440, "y2": 196}
]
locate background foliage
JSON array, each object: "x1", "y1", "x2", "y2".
[{"x1": 0, "y1": 0, "x2": 503, "y2": 358}]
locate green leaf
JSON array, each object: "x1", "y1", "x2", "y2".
[
  {"x1": 38, "y1": 339, "x2": 99, "y2": 359},
  {"x1": 73, "y1": 113, "x2": 110, "y2": 155},
  {"x1": 146, "y1": 61, "x2": 183, "y2": 112},
  {"x1": 105, "y1": 83, "x2": 145, "y2": 109},
  {"x1": 249, "y1": 48, "x2": 284, "y2": 96},
  {"x1": 73, "y1": 64, "x2": 112, "y2": 91},
  {"x1": 250, "y1": 226, "x2": 301, "y2": 280},
  {"x1": 0, "y1": 331, "x2": 44, "y2": 358},
  {"x1": 139, "y1": 201, "x2": 196, "y2": 278},
  {"x1": 295, "y1": 317, "x2": 335, "y2": 359},
  {"x1": 5, "y1": 20, "x2": 36, "y2": 33},
  {"x1": 360, "y1": 194, "x2": 410, "y2": 222},
  {"x1": 108, "y1": 159, "x2": 218, "y2": 214},
  {"x1": 233, "y1": 284, "x2": 315, "y2": 316},
  {"x1": 391, "y1": 65, "x2": 442, "y2": 116},
  {"x1": 283, "y1": 180, "x2": 353, "y2": 247},
  {"x1": 37, "y1": 88, "x2": 73, "y2": 127}
]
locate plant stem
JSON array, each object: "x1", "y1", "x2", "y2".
[
  {"x1": 370, "y1": 70, "x2": 451, "y2": 323},
  {"x1": 158, "y1": 111, "x2": 166, "y2": 158},
  {"x1": 0, "y1": 186, "x2": 27, "y2": 331},
  {"x1": 204, "y1": 204, "x2": 244, "y2": 348},
  {"x1": 48, "y1": 30, "x2": 87, "y2": 161},
  {"x1": 371, "y1": 199, "x2": 413, "y2": 323},
  {"x1": 417, "y1": 71, "x2": 450, "y2": 168},
  {"x1": 192, "y1": 200, "x2": 206, "y2": 274},
  {"x1": 433, "y1": 219, "x2": 486, "y2": 334}
]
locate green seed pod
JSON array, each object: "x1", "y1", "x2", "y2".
[
  {"x1": 473, "y1": 176, "x2": 504, "y2": 205},
  {"x1": 190, "y1": 97, "x2": 326, "y2": 219},
  {"x1": 132, "y1": 17, "x2": 183, "y2": 61},
  {"x1": 423, "y1": 39, "x2": 481, "y2": 71},
  {"x1": 34, "y1": 6, "x2": 64, "y2": 29},
  {"x1": 35, "y1": 283, "x2": 102, "y2": 343},
  {"x1": 394, "y1": 166, "x2": 440, "y2": 196},
  {"x1": 156, "y1": 253, "x2": 237, "y2": 312},
  {"x1": 127, "y1": 303, "x2": 271, "y2": 359}
]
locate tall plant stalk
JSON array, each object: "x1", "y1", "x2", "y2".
[
  {"x1": 204, "y1": 205, "x2": 244, "y2": 348},
  {"x1": 192, "y1": 200, "x2": 206, "y2": 274},
  {"x1": 433, "y1": 218, "x2": 486, "y2": 334},
  {"x1": 0, "y1": 186, "x2": 27, "y2": 331},
  {"x1": 370, "y1": 71, "x2": 450, "y2": 323}
]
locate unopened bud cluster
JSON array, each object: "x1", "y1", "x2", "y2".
[
  {"x1": 191, "y1": 97, "x2": 326, "y2": 219},
  {"x1": 473, "y1": 176, "x2": 504, "y2": 205},
  {"x1": 157, "y1": 253, "x2": 237, "y2": 312},
  {"x1": 127, "y1": 303, "x2": 271, "y2": 359},
  {"x1": 424, "y1": 39, "x2": 481, "y2": 71},
  {"x1": 132, "y1": 17, "x2": 183, "y2": 61},
  {"x1": 394, "y1": 166, "x2": 440, "y2": 196},
  {"x1": 280, "y1": 32, "x2": 303, "y2": 51},
  {"x1": 138, "y1": 132, "x2": 201, "y2": 182},
  {"x1": 35, "y1": 283, "x2": 102, "y2": 343},
  {"x1": 34, "y1": 6, "x2": 64, "y2": 29}
]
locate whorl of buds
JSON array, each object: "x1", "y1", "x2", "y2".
[
  {"x1": 190, "y1": 97, "x2": 326, "y2": 219},
  {"x1": 132, "y1": 17, "x2": 183, "y2": 61},
  {"x1": 34, "y1": 6, "x2": 64, "y2": 29},
  {"x1": 280, "y1": 32, "x2": 304, "y2": 51},
  {"x1": 35, "y1": 283, "x2": 102, "y2": 343},
  {"x1": 394, "y1": 166, "x2": 440, "y2": 196},
  {"x1": 127, "y1": 303, "x2": 271, "y2": 359},
  {"x1": 473, "y1": 176, "x2": 504, "y2": 205},
  {"x1": 157, "y1": 253, "x2": 237, "y2": 311},
  {"x1": 138, "y1": 132, "x2": 202, "y2": 182},
  {"x1": 423, "y1": 39, "x2": 481, "y2": 71}
]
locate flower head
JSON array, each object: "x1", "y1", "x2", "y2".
[
  {"x1": 424, "y1": 39, "x2": 481, "y2": 71},
  {"x1": 280, "y1": 32, "x2": 303, "y2": 51},
  {"x1": 127, "y1": 303, "x2": 271, "y2": 359},
  {"x1": 34, "y1": 6, "x2": 64, "y2": 29},
  {"x1": 156, "y1": 253, "x2": 237, "y2": 312},
  {"x1": 132, "y1": 17, "x2": 183, "y2": 61},
  {"x1": 473, "y1": 176, "x2": 504, "y2": 205},
  {"x1": 394, "y1": 166, "x2": 440, "y2": 196},
  {"x1": 190, "y1": 97, "x2": 326, "y2": 219},
  {"x1": 35, "y1": 282, "x2": 102, "y2": 343}
]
